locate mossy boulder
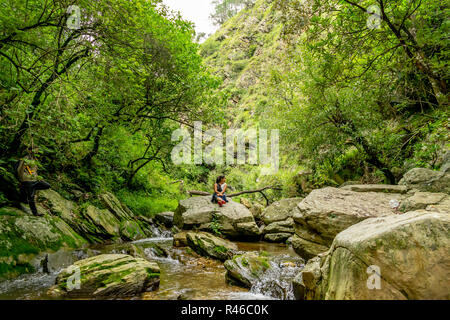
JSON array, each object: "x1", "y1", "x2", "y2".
[
  {"x1": 119, "y1": 220, "x2": 146, "y2": 241},
  {"x1": 340, "y1": 184, "x2": 407, "y2": 193},
  {"x1": 186, "y1": 231, "x2": 238, "y2": 261},
  {"x1": 0, "y1": 212, "x2": 87, "y2": 279},
  {"x1": 48, "y1": 254, "x2": 160, "y2": 298},
  {"x1": 98, "y1": 192, "x2": 134, "y2": 221},
  {"x1": 294, "y1": 210, "x2": 450, "y2": 300},
  {"x1": 240, "y1": 198, "x2": 263, "y2": 220},
  {"x1": 83, "y1": 205, "x2": 121, "y2": 239},
  {"x1": 400, "y1": 192, "x2": 449, "y2": 212}
]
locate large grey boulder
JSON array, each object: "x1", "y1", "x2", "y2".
[
  {"x1": 398, "y1": 168, "x2": 450, "y2": 194},
  {"x1": 48, "y1": 254, "x2": 160, "y2": 298},
  {"x1": 293, "y1": 210, "x2": 450, "y2": 300},
  {"x1": 260, "y1": 198, "x2": 302, "y2": 243},
  {"x1": 400, "y1": 192, "x2": 449, "y2": 212},
  {"x1": 291, "y1": 187, "x2": 406, "y2": 259},
  {"x1": 261, "y1": 198, "x2": 303, "y2": 225},
  {"x1": 173, "y1": 196, "x2": 260, "y2": 238}
]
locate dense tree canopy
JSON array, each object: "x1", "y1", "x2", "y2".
[
  {"x1": 264, "y1": 0, "x2": 449, "y2": 185},
  {"x1": 0, "y1": 0, "x2": 224, "y2": 208}
]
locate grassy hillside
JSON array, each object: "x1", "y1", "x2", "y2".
[{"x1": 201, "y1": 0, "x2": 284, "y2": 128}]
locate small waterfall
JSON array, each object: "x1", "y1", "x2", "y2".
[
  {"x1": 148, "y1": 224, "x2": 173, "y2": 239},
  {"x1": 249, "y1": 255, "x2": 304, "y2": 300},
  {"x1": 143, "y1": 247, "x2": 180, "y2": 265}
]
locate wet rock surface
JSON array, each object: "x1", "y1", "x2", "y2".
[
  {"x1": 224, "y1": 251, "x2": 304, "y2": 299},
  {"x1": 47, "y1": 254, "x2": 160, "y2": 298}
]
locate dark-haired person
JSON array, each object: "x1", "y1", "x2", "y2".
[
  {"x1": 212, "y1": 176, "x2": 228, "y2": 207},
  {"x1": 16, "y1": 147, "x2": 50, "y2": 216}
]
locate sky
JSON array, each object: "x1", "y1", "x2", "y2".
[{"x1": 162, "y1": 0, "x2": 219, "y2": 38}]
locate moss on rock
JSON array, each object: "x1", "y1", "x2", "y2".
[{"x1": 48, "y1": 254, "x2": 160, "y2": 298}]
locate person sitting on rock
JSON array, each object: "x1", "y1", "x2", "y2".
[
  {"x1": 16, "y1": 146, "x2": 50, "y2": 216},
  {"x1": 212, "y1": 175, "x2": 228, "y2": 207}
]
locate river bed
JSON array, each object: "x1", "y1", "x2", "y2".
[{"x1": 0, "y1": 237, "x2": 301, "y2": 300}]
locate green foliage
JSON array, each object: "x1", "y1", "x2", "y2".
[
  {"x1": 261, "y1": 0, "x2": 450, "y2": 185},
  {"x1": 214, "y1": 245, "x2": 228, "y2": 254},
  {"x1": 117, "y1": 190, "x2": 179, "y2": 217},
  {"x1": 0, "y1": 0, "x2": 448, "y2": 224},
  {"x1": 0, "y1": 0, "x2": 226, "y2": 208},
  {"x1": 211, "y1": 213, "x2": 222, "y2": 236}
]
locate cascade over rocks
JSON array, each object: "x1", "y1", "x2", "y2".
[{"x1": 224, "y1": 251, "x2": 304, "y2": 299}]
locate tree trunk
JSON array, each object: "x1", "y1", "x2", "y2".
[{"x1": 82, "y1": 126, "x2": 104, "y2": 167}]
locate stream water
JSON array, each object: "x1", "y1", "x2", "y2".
[{"x1": 0, "y1": 234, "x2": 302, "y2": 300}]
